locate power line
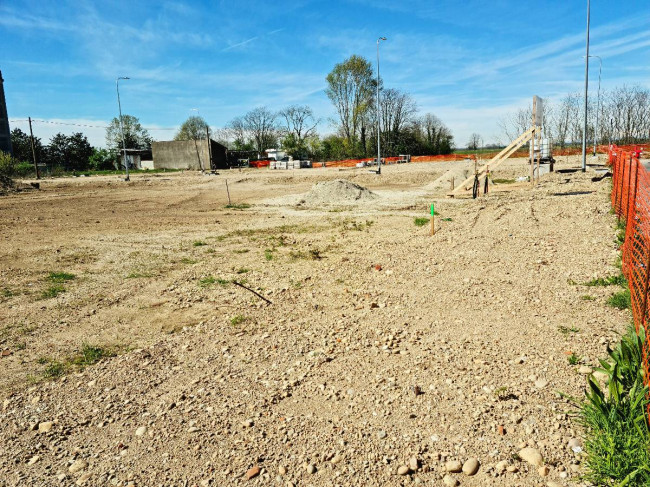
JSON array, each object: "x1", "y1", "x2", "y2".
[{"x1": 9, "y1": 118, "x2": 178, "y2": 130}]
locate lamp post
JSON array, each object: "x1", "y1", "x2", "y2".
[
  {"x1": 116, "y1": 76, "x2": 130, "y2": 181},
  {"x1": 588, "y1": 55, "x2": 602, "y2": 156},
  {"x1": 581, "y1": 0, "x2": 590, "y2": 172},
  {"x1": 376, "y1": 36, "x2": 386, "y2": 175}
]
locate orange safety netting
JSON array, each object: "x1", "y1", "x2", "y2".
[{"x1": 608, "y1": 144, "x2": 649, "y2": 421}]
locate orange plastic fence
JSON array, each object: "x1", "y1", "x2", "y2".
[{"x1": 608, "y1": 144, "x2": 649, "y2": 420}]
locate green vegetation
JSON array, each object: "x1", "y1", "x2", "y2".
[
  {"x1": 290, "y1": 249, "x2": 323, "y2": 260},
  {"x1": 236, "y1": 267, "x2": 250, "y2": 274},
  {"x1": 47, "y1": 271, "x2": 75, "y2": 283},
  {"x1": 492, "y1": 178, "x2": 516, "y2": 184},
  {"x1": 41, "y1": 285, "x2": 66, "y2": 299},
  {"x1": 126, "y1": 271, "x2": 153, "y2": 278},
  {"x1": 616, "y1": 220, "x2": 626, "y2": 245},
  {"x1": 442, "y1": 217, "x2": 453, "y2": 222},
  {"x1": 37, "y1": 344, "x2": 116, "y2": 380},
  {"x1": 584, "y1": 274, "x2": 626, "y2": 287},
  {"x1": 558, "y1": 325, "x2": 580, "y2": 335},
  {"x1": 607, "y1": 288, "x2": 631, "y2": 310},
  {"x1": 193, "y1": 240, "x2": 207, "y2": 247},
  {"x1": 199, "y1": 276, "x2": 216, "y2": 287},
  {"x1": 581, "y1": 295, "x2": 596, "y2": 301},
  {"x1": 180, "y1": 257, "x2": 197, "y2": 264},
  {"x1": 568, "y1": 352, "x2": 581, "y2": 365},
  {"x1": 224, "y1": 203, "x2": 251, "y2": 210},
  {"x1": 264, "y1": 249, "x2": 274, "y2": 261},
  {"x1": 414, "y1": 217, "x2": 429, "y2": 227},
  {"x1": 578, "y1": 327, "x2": 649, "y2": 486},
  {"x1": 230, "y1": 314, "x2": 247, "y2": 326}
]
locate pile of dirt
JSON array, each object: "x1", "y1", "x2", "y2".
[
  {"x1": 0, "y1": 174, "x2": 15, "y2": 195},
  {"x1": 299, "y1": 179, "x2": 377, "y2": 206}
]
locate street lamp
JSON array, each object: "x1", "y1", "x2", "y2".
[
  {"x1": 588, "y1": 55, "x2": 602, "y2": 156},
  {"x1": 376, "y1": 36, "x2": 386, "y2": 175},
  {"x1": 581, "y1": 0, "x2": 590, "y2": 172},
  {"x1": 116, "y1": 76, "x2": 130, "y2": 181}
]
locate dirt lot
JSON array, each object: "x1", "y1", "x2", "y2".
[{"x1": 0, "y1": 156, "x2": 628, "y2": 486}]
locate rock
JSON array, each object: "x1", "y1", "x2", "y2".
[
  {"x1": 331, "y1": 455, "x2": 343, "y2": 465},
  {"x1": 578, "y1": 365, "x2": 593, "y2": 374},
  {"x1": 495, "y1": 460, "x2": 509, "y2": 473},
  {"x1": 306, "y1": 464, "x2": 316, "y2": 474},
  {"x1": 445, "y1": 460, "x2": 462, "y2": 473},
  {"x1": 38, "y1": 421, "x2": 53, "y2": 433},
  {"x1": 397, "y1": 466, "x2": 410, "y2": 475},
  {"x1": 409, "y1": 456, "x2": 419, "y2": 471},
  {"x1": 242, "y1": 419, "x2": 254, "y2": 428},
  {"x1": 377, "y1": 430, "x2": 387, "y2": 439},
  {"x1": 245, "y1": 466, "x2": 260, "y2": 480},
  {"x1": 187, "y1": 426, "x2": 200, "y2": 433},
  {"x1": 568, "y1": 438, "x2": 583, "y2": 452},
  {"x1": 506, "y1": 465, "x2": 518, "y2": 473},
  {"x1": 535, "y1": 378, "x2": 548, "y2": 388},
  {"x1": 539, "y1": 465, "x2": 550, "y2": 477},
  {"x1": 135, "y1": 426, "x2": 147, "y2": 437},
  {"x1": 462, "y1": 458, "x2": 479, "y2": 476},
  {"x1": 76, "y1": 473, "x2": 92, "y2": 486},
  {"x1": 69, "y1": 459, "x2": 89, "y2": 474},
  {"x1": 443, "y1": 474, "x2": 459, "y2": 486},
  {"x1": 278, "y1": 465, "x2": 287, "y2": 475},
  {"x1": 547, "y1": 482, "x2": 564, "y2": 487},
  {"x1": 27, "y1": 455, "x2": 40, "y2": 465},
  {"x1": 518, "y1": 448, "x2": 543, "y2": 467}
]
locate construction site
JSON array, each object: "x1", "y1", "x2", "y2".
[{"x1": 1, "y1": 134, "x2": 646, "y2": 485}]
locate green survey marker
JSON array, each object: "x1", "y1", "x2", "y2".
[{"x1": 431, "y1": 204, "x2": 434, "y2": 216}]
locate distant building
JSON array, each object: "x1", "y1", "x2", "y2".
[
  {"x1": 151, "y1": 139, "x2": 228, "y2": 170},
  {"x1": 0, "y1": 71, "x2": 12, "y2": 155}
]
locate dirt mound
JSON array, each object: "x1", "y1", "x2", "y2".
[
  {"x1": 300, "y1": 179, "x2": 377, "y2": 206},
  {"x1": 0, "y1": 174, "x2": 15, "y2": 195}
]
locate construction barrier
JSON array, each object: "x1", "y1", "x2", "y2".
[{"x1": 608, "y1": 144, "x2": 649, "y2": 420}]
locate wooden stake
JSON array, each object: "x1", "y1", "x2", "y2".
[
  {"x1": 225, "y1": 179, "x2": 231, "y2": 206},
  {"x1": 430, "y1": 203, "x2": 435, "y2": 236},
  {"x1": 450, "y1": 177, "x2": 454, "y2": 191}
]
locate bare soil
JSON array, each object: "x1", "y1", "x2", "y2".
[{"x1": 0, "y1": 156, "x2": 626, "y2": 486}]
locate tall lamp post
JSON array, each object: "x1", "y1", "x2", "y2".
[
  {"x1": 581, "y1": 0, "x2": 590, "y2": 172},
  {"x1": 116, "y1": 76, "x2": 130, "y2": 181},
  {"x1": 376, "y1": 36, "x2": 386, "y2": 175},
  {"x1": 588, "y1": 55, "x2": 602, "y2": 156}
]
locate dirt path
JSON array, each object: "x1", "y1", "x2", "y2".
[{"x1": 0, "y1": 157, "x2": 626, "y2": 486}]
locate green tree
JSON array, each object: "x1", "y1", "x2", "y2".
[
  {"x1": 106, "y1": 115, "x2": 152, "y2": 151},
  {"x1": 88, "y1": 148, "x2": 115, "y2": 170},
  {"x1": 174, "y1": 115, "x2": 210, "y2": 141},
  {"x1": 10, "y1": 128, "x2": 44, "y2": 164},
  {"x1": 279, "y1": 105, "x2": 318, "y2": 157},
  {"x1": 46, "y1": 132, "x2": 93, "y2": 171},
  {"x1": 325, "y1": 55, "x2": 376, "y2": 154}
]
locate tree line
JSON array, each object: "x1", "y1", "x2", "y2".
[{"x1": 499, "y1": 85, "x2": 650, "y2": 148}]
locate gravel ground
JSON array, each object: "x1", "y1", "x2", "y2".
[{"x1": 0, "y1": 156, "x2": 627, "y2": 486}]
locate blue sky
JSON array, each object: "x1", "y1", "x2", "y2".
[{"x1": 1, "y1": 0, "x2": 649, "y2": 148}]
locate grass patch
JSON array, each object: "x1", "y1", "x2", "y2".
[
  {"x1": 47, "y1": 271, "x2": 75, "y2": 283},
  {"x1": 442, "y1": 217, "x2": 453, "y2": 222},
  {"x1": 492, "y1": 178, "x2": 516, "y2": 184},
  {"x1": 607, "y1": 288, "x2": 631, "y2": 310},
  {"x1": 199, "y1": 276, "x2": 216, "y2": 287},
  {"x1": 578, "y1": 326, "x2": 650, "y2": 486},
  {"x1": 224, "y1": 203, "x2": 251, "y2": 210},
  {"x1": 42, "y1": 360, "x2": 66, "y2": 379},
  {"x1": 414, "y1": 217, "x2": 429, "y2": 227},
  {"x1": 180, "y1": 257, "x2": 197, "y2": 264},
  {"x1": 568, "y1": 352, "x2": 581, "y2": 365},
  {"x1": 584, "y1": 274, "x2": 626, "y2": 287},
  {"x1": 558, "y1": 325, "x2": 580, "y2": 335},
  {"x1": 236, "y1": 267, "x2": 250, "y2": 274},
  {"x1": 126, "y1": 271, "x2": 153, "y2": 279},
  {"x1": 41, "y1": 284, "x2": 65, "y2": 299},
  {"x1": 230, "y1": 314, "x2": 247, "y2": 326},
  {"x1": 264, "y1": 249, "x2": 274, "y2": 261},
  {"x1": 69, "y1": 344, "x2": 115, "y2": 368},
  {"x1": 193, "y1": 240, "x2": 207, "y2": 247},
  {"x1": 616, "y1": 220, "x2": 626, "y2": 245},
  {"x1": 289, "y1": 249, "x2": 323, "y2": 260},
  {"x1": 581, "y1": 295, "x2": 596, "y2": 301}
]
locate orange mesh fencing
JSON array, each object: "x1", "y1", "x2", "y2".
[{"x1": 608, "y1": 144, "x2": 650, "y2": 420}]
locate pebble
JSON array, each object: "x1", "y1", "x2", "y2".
[
  {"x1": 445, "y1": 460, "x2": 462, "y2": 473},
  {"x1": 38, "y1": 421, "x2": 53, "y2": 433},
  {"x1": 518, "y1": 447, "x2": 543, "y2": 467},
  {"x1": 187, "y1": 426, "x2": 200, "y2": 433},
  {"x1": 135, "y1": 426, "x2": 147, "y2": 437},
  {"x1": 462, "y1": 458, "x2": 479, "y2": 476},
  {"x1": 278, "y1": 466, "x2": 287, "y2": 475},
  {"x1": 331, "y1": 455, "x2": 343, "y2": 465},
  {"x1": 397, "y1": 466, "x2": 410, "y2": 476},
  {"x1": 76, "y1": 473, "x2": 92, "y2": 486},
  {"x1": 409, "y1": 456, "x2": 419, "y2": 471},
  {"x1": 306, "y1": 464, "x2": 316, "y2": 474},
  {"x1": 535, "y1": 378, "x2": 548, "y2": 388},
  {"x1": 539, "y1": 465, "x2": 550, "y2": 477},
  {"x1": 443, "y1": 474, "x2": 459, "y2": 486},
  {"x1": 568, "y1": 438, "x2": 583, "y2": 451},
  {"x1": 547, "y1": 482, "x2": 564, "y2": 487},
  {"x1": 69, "y1": 459, "x2": 89, "y2": 474},
  {"x1": 27, "y1": 455, "x2": 40, "y2": 465},
  {"x1": 245, "y1": 466, "x2": 260, "y2": 480},
  {"x1": 495, "y1": 460, "x2": 508, "y2": 473},
  {"x1": 578, "y1": 365, "x2": 593, "y2": 374},
  {"x1": 377, "y1": 430, "x2": 387, "y2": 439}
]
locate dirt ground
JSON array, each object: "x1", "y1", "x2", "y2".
[{"x1": 0, "y1": 156, "x2": 628, "y2": 486}]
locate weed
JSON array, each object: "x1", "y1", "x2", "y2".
[
  {"x1": 180, "y1": 257, "x2": 197, "y2": 264},
  {"x1": 492, "y1": 178, "x2": 516, "y2": 184},
  {"x1": 193, "y1": 241, "x2": 207, "y2": 247},
  {"x1": 581, "y1": 295, "x2": 596, "y2": 301},
  {"x1": 567, "y1": 278, "x2": 578, "y2": 285},
  {"x1": 199, "y1": 276, "x2": 216, "y2": 287},
  {"x1": 558, "y1": 325, "x2": 580, "y2": 335},
  {"x1": 568, "y1": 352, "x2": 581, "y2": 365},
  {"x1": 47, "y1": 271, "x2": 75, "y2": 283},
  {"x1": 584, "y1": 274, "x2": 626, "y2": 287},
  {"x1": 237, "y1": 267, "x2": 250, "y2": 274},
  {"x1": 15, "y1": 342, "x2": 26, "y2": 350},
  {"x1": 1, "y1": 288, "x2": 14, "y2": 298},
  {"x1": 414, "y1": 217, "x2": 429, "y2": 227},
  {"x1": 41, "y1": 285, "x2": 65, "y2": 299},
  {"x1": 41, "y1": 360, "x2": 65, "y2": 379},
  {"x1": 224, "y1": 203, "x2": 251, "y2": 210},
  {"x1": 216, "y1": 278, "x2": 230, "y2": 286},
  {"x1": 264, "y1": 249, "x2": 274, "y2": 261},
  {"x1": 442, "y1": 217, "x2": 453, "y2": 222},
  {"x1": 70, "y1": 344, "x2": 115, "y2": 368},
  {"x1": 230, "y1": 314, "x2": 247, "y2": 326},
  {"x1": 607, "y1": 289, "x2": 631, "y2": 310}
]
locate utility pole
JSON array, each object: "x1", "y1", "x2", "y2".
[
  {"x1": 28, "y1": 117, "x2": 40, "y2": 179},
  {"x1": 376, "y1": 36, "x2": 386, "y2": 175},
  {"x1": 581, "y1": 0, "x2": 590, "y2": 172},
  {"x1": 116, "y1": 77, "x2": 130, "y2": 181}
]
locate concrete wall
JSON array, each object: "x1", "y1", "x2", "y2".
[{"x1": 152, "y1": 140, "x2": 210, "y2": 170}]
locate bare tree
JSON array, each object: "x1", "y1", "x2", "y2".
[
  {"x1": 279, "y1": 105, "x2": 319, "y2": 156},
  {"x1": 379, "y1": 88, "x2": 418, "y2": 155},
  {"x1": 224, "y1": 117, "x2": 250, "y2": 150},
  {"x1": 243, "y1": 107, "x2": 279, "y2": 156},
  {"x1": 467, "y1": 133, "x2": 482, "y2": 150}
]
